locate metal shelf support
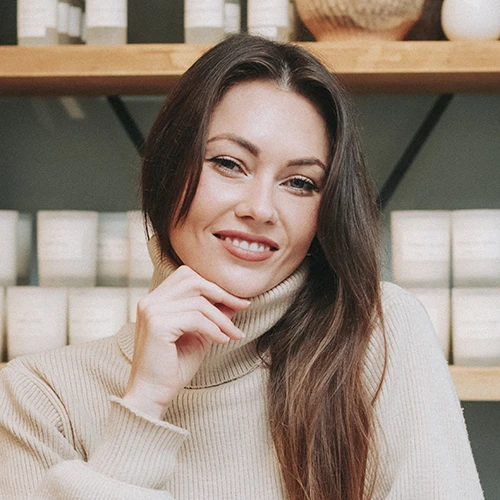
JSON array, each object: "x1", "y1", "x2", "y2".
[{"x1": 377, "y1": 94, "x2": 454, "y2": 211}]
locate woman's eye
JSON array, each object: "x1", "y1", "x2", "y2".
[
  {"x1": 286, "y1": 176, "x2": 319, "y2": 194},
  {"x1": 207, "y1": 156, "x2": 242, "y2": 173}
]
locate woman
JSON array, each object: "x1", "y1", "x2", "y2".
[{"x1": 0, "y1": 35, "x2": 482, "y2": 499}]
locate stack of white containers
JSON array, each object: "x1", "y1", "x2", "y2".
[
  {"x1": 17, "y1": 0, "x2": 128, "y2": 46},
  {"x1": 391, "y1": 210, "x2": 500, "y2": 366},
  {"x1": 451, "y1": 210, "x2": 500, "y2": 366},
  {"x1": 0, "y1": 209, "x2": 151, "y2": 362},
  {"x1": 391, "y1": 211, "x2": 452, "y2": 361}
]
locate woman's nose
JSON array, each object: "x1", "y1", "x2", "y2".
[{"x1": 234, "y1": 180, "x2": 278, "y2": 224}]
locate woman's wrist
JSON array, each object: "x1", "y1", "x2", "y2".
[{"x1": 122, "y1": 384, "x2": 178, "y2": 420}]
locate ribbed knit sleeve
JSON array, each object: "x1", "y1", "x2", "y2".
[
  {"x1": 366, "y1": 283, "x2": 484, "y2": 499},
  {"x1": 0, "y1": 362, "x2": 188, "y2": 499}
]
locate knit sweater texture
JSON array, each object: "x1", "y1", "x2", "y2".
[{"x1": 0, "y1": 238, "x2": 484, "y2": 499}]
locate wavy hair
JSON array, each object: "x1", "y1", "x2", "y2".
[{"x1": 142, "y1": 34, "x2": 385, "y2": 500}]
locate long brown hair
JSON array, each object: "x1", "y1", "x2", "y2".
[{"x1": 142, "y1": 34, "x2": 384, "y2": 500}]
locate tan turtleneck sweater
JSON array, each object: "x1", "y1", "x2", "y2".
[{"x1": 0, "y1": 238, "x2": 483, "y2": 499}]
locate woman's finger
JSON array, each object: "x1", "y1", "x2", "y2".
[
  {"x1": 137, "y1": 297, "x2": 245, "y2": 341},
  {"x1": 151, "y1": 265, "x2": 251, "y2": 311}
]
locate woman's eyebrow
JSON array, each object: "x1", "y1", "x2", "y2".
[
  {"x1": 287, "y1": 158, "x2": 326, "y2": 171},
  {"x1": 207, "y1": 133, "x2": 326, "y2": 170},
  {"x1": 207, "y1": 134, "x2": 260, "y2": 156}
]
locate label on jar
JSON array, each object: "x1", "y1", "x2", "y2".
[
  {"x1": 454, "y1": 295, "x2": 500, "y2": 340},
  {"x1": 38, "y1": 221, "x2": 85, "y2": 261},
  {"x1": 453, "y1": 230, "x2": 500, "y2": 260},
  {"x1": 399, "y1": 229, "x2": 450, "y2": 262}
]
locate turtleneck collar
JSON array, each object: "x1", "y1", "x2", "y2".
[{"x1": 118, "y1": 235, "x2": 308, "y2": 388}]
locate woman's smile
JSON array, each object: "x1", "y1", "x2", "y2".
[{"x1": 214, "y1": 231, "x2": 278, "y2": 262}]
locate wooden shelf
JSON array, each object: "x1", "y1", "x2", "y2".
[
  {"x1": 0, "y1": 361, "x2": 499, "y2": 400},
  {"x1": 449, "y1": 365, "x2": 500, "y2": 401},
  {"x1": 0, "y1": 41, "x2": 499, "y2": 96}
]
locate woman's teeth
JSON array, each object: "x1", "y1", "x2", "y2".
[{"x1": 221, "y1": 236, "x2": 270, "y2": 253}]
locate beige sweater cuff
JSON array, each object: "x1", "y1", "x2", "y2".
[{"x1": 88, "y1": 396, "x2": 189, "y2": 489}]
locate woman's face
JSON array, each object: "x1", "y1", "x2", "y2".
[{"x1": 170, "y1": 80, "x2": 329, "y2": 298}]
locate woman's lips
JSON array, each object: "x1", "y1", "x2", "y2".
[{"x1": 215, "y1": 232, "x2": 278, "y2": 262}]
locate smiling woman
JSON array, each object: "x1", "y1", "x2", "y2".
[{"x1": 0, "y1": 34, "x2": 484, "y2": 500}]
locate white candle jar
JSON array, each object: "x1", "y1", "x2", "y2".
[
  {"x1": 37, "y1": 211, "x2": 99, "y2": 287},
  {"x1": 97, "y1": 212, "x2": 129, "y2": 287},
  {"x1": 407, "y1": 287, "x2": 451, "y2": 361},
  {"x1": 184, "y1": 0, "x2": 225, "y2": 43},
  {"x1": 68, "y1": 287, "x2": 128, "y2": 345},
  {"x1": 0, "y1": 211, "x2": 19, "y2": 287},
  {"x1": 451, "y1": 210, "x2": 500, "y2": 287},
  {"x1": 6, "y1": 287, "x2": 68, "y2": 360},
  {"x1": 127, "y1": 211, "x2": 154, "y2": 287},
  {"x1": 391, "y1": 211, "x2": 451, "y2": 288},
  {"x1": 85, "y1": 0, "x2": 127, "y2": 45},
  {"x1": 248, "y1": 0, "x2": 291, "y2": 41},
  {"x1": 452, "y1": 288, "x2": 500, "y2": 366},
  {"x1": 128, "y1": 287, "x2": 149, "y2": 323}
]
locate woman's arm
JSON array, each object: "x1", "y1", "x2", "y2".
[
  {"x1": 0, "y1": 265, "x2": 249, "y2": 498},
  {"x1": 367, "y1": 283, "x2": 484, "y2": 499},
  {"x1": 0, "y1": 363, "x2": 184, "y2": 499}
]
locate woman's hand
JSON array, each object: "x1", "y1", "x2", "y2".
[{"x1": 122, "y1": 266, "x2": 250, "y2": 420}]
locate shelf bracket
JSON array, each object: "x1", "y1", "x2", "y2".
[
  {"x1": 377, "y1": 94, "x2": 454, "y2": 212},
  {"x1": 106, "y1": 96, "x2": 145, "y2": 156}
]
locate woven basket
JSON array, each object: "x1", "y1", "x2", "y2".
[{"x1": 295, "y1": 0, "x2": 426, "y2": 41}]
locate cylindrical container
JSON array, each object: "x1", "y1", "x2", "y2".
[
  {"x1": 0, "y1": 288, "x2": 5, "y2": 362},
  {"x1": 37, "y1": 210, "x2": 99, "y2": 287},
  {"x1": 17, "y1": 213, "x2": 33, "y2": 286},
  {"x1": 407, "y1": 287, "x2": 451, "y2": 360},
  {"x1": 452, "y1": 288, "x2": 500, "y2": 366},
  {"x1": 6, "y1": 287, "x2": 68, "y2": 360},
  {"x1": 451, "y1": 210, "x2": 500, "y2": 287},
  {"x1": 224, "y1": 0, "x2": 241, "y2": 34},
  {"x1": 442, "y1": 0, "x2": 500, "y2": 40},
  {"x1": 128, "y1": 287, "x2": 149, "y2": 323},
  {"x1": 127, "y1": 211, "x2": 154, "y2": 287},
  {"x1": 68, "y1": 287, "x2": 128, "y2": 345},
  {"x1": 68, "y1": 0, "x2": 83, "y2": 43},
  {"x1": 97, "y1": 212, "x2": 129, "y2": 286},
  {"x1": 0, "y1": 211, "x2": 19, "y2": 287},
  {"x1": 17, "y1": 0, "x2": 58, "y2": 45},
  {"x1": 248, "y1": 0, "x2": 290, "y2": 41},
  {"x1": 57, "y1": 0, "x2": 71, "y2": 44},
  {"x1": 391, "y1": 211, "x2": 451, "y2": 288},
  {"x1": 85, "y1": 0, "x2": 127, "y2": 45},
  {"x1": 184, "y1": 0, "x2": 225, "y2": 43}
]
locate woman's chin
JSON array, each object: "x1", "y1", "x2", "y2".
[
  {"x1": 220, "y1": 282, "x2": 268, "y2": 299},
  {"x1": 212, "y1": 275, "x2": 274, "y2": 299}
]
